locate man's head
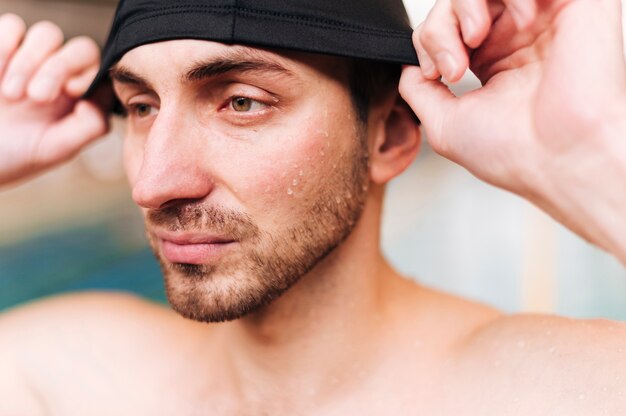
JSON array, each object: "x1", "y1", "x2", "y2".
[
  {"x1": 110, "y1": 39, "x2": 420, "y2": 322},
  {"x1": 98, "y1": 0, "x2": 421, "y2": 323}
]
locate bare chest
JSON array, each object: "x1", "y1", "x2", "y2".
[{"x1": 31, "y1": 336, "x2": 626, "y2": 416}]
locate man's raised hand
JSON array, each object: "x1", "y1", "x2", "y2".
[
  {"x1": 0, "y1": 14, "x2": 109, "y2": 187},
  {"x1": 399, "y1": 0, "x2": 626, "y2": 263}
]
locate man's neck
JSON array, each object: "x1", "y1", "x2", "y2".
[{"x1": 210, "y1": 200, "x2": 404, "y2": 408}]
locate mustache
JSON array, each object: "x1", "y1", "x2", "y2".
[{"x1": 147, "y1": 204, "x2": 260, "y2": 240}]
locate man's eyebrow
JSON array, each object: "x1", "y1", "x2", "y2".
[
  {"x1": 185, "y1": 56, "x2": 295, "y2": 83},
  {"x1": 108, "y1": 49, "x2": 296, "y2": 90},
  {"x1": 109, "y1": 66, "x2": 154, "y2": 90}
]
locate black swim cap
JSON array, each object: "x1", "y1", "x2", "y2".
[{"x1": 86, "y1": 0, "x2": 419, "y2": 100}]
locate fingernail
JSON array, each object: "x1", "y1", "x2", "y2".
[
  {"x1": 435, "y1": 52, "x2": 458, "y2": 81},
  {"x1": 2, "y1": 74, "x2": 25, "y2": 99},
  {"x1": 29, "y1": 76, "x2": 58, "y2": 102}
]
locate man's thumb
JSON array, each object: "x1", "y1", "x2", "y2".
[{"x1": 399, "y1": 65, "x2": 456, "y2": 152}]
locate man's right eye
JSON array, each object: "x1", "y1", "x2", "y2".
[
  {"x1": 129, "y1": 103, "x2": 158, "y2": 119},
  {"x1": 124, "y1": 103, "x2": 159, "y2": 119}
]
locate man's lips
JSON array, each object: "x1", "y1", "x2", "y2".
[{"x1": 155, "y1": 231, "x2": 237, "y2": 265}]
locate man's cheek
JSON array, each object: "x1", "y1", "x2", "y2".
[
  {"x1": 122, "y1": 139, "x2": 143, "y2": 186},
  {"x1": 247, "y1": 135, "x2": 330, "y2": 195}
]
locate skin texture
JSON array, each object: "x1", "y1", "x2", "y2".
[
  {"x1": 112, "y1": 42, "x2": 371, "y2": 323},
  {"x1": 0, "y1": 1, "x2": 626, "y2": 413}
]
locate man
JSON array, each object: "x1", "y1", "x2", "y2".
[{"x1": 1, "y1": 0, "x2": 625, "y2": 414}]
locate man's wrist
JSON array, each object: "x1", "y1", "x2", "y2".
[
  {"x1": 529, "y1": 102, "x2": 626, "y2": 264},
  {"x1": 597, "y1": 103, "x2": 626, "y2": 261}
]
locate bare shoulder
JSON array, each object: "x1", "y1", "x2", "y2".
[
  {"x1": 0, "y1": 291, "x2": 187, "y2": 372},
  {"x1": 0, "y1": 291, "x2": 178, "y2": 342},
  {"x1": 0, "y1": 290, "x2": 164, "y2": 320},
  {"x1": 451, "y1": 313, "x2": 626, "y2": 414},
  {"x1": 406, "y1": 284, "x2": 503, "y2": 340},
  {"x1": 0, "y1": 290, "x2": 214, "y2": 365},
  {"x1": 0, "y1": 292, "x2": 210, "y2": 412},
  {"x1": 465, "y1": 313, "x2": 626, "y2": 368}
]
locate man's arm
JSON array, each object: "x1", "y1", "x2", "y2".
[
  {"x1": 399, "y1": 0, "x2": 626, "y2": 264},
  {"x1": 0, "y1": 14, "x2": 109, "y2": 188}
]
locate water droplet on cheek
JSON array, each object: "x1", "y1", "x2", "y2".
[
  {"x1": 292, "y1": 179, "x2": 299, "y2": 186},
  {"x1": 299, "y1": 170, "x2": 304, "y2": 177},
  {"x1": 287, "y1": 188, "x2": 294, "y2": 196}
]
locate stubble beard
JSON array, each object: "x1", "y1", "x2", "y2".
[{"x1": 145, "y1": 135, "x2": 369, "y2": 323}]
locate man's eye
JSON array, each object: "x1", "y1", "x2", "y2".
[
  {"x1": 131, "y1": 103, "x2": 157, "y2": 118},
  {"x1": 230, "y1": 97, "x2": 266, "y2": 112}
]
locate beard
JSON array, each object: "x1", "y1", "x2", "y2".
[{"x1": 145, "y1": 137, "x2": 369, "y2": 323}]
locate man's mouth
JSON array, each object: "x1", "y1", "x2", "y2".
[{"x1": 154, "y1": 231, "x2": 237, "y2": 265}]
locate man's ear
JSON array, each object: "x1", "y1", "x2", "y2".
[{"x1": 369, "y1": 96, "x2": 422, "y2": 184}]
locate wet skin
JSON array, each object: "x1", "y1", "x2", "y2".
[{"x1": 1, "y1": 39, "x2": 626, "y2": 415}]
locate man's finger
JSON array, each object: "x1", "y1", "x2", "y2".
[
  {"x1": 0, "y1": 13, "x2": 26, "y2": 78},
  {"x1": 27, "y1": 36, "x2": 100, "y2": 103},
  {"x1": 399, "y1": 65, "x2": 456, "y2": 156},
  {"x1": 36, "y1": 100, "x2": 109, "y2": 167},
  {"x1": 450, "y1": 0, "x2": 492, "y2": 48},
  {"x1": 1, "y1": 20, "x2": 64, "y2": 100},
  {"x1": 64, "y1": 67, "x2": 99, "y2": 98},
  {"x1": 501, "y1": 0, "x2": 537, "y2": 30},
  {"x1": 413, "y1": 24, "x2": 441, "y2": 80},
  {"x1": 418, "y1": 0, "x2": 469, "y2": 83}
]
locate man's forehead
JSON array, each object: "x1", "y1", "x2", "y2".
[
  {"x1": 110, "y1": 41, "x2": 334, "y2": 88},
  {"x1": 116, "y1": 42, "x2": 288, "y2": 70}
]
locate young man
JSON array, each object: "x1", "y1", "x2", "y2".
[{"x1": 1, "y1": 0, "x2": 626, "y2": 414}]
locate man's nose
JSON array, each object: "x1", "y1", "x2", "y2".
[{"x1": 131, "y1": 112, "x2": 214, "y2": 210}]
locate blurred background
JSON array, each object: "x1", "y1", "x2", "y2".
[{"x1": 0, "y1": 0, "x2": 625, "y2": 319}]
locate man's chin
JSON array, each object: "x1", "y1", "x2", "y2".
[{"x1": 160, "y1": 264, "x2": 293, "y2": 323}]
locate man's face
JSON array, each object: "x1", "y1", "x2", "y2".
[{"x1": 112, "y1": 40, "x2": 370, "y2": 322}]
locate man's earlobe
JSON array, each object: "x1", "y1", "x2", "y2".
[{"x1": 369, "y1": 99, "x2": 421, "y2": 184}]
